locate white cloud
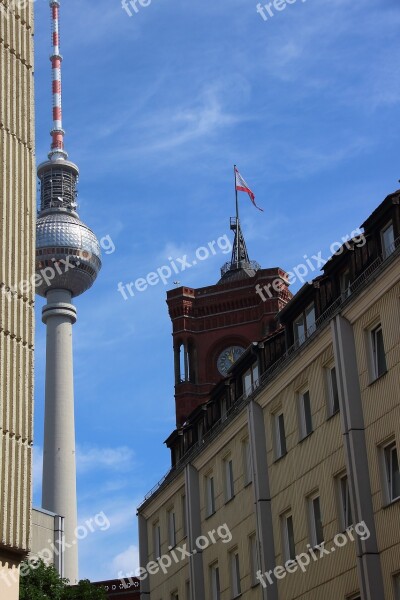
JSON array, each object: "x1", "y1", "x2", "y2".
[
  {"x1": 111, "y1": 545, "x2": 140, "y2": 578},
  {"x1": 77, "y1": 446, "x2": 135, "y2": 474}
]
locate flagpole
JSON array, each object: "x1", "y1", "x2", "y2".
[{"x1": 234, "y1": 165, "x2": 239, "y2": 268}]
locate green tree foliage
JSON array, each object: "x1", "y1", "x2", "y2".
[{"x1": 19, "y1": 559, "x2": 107, "y2": 600}]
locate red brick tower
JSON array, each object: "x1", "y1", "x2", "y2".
[{"x1": 167, "y1": 218, "x2": 291, "y2": 427}]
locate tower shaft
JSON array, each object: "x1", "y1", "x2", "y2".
[{"x1": 42, "y1": 289, "x2": 78, "y2": 583}]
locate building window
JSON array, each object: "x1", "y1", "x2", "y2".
[
  {"x1": 298, "y1": 389, "x2": 313, "y2": 439},
  {"x1": 340, "y1": 269, "x2": 351, "y2": 298},
  {"x1": 249, "y1": 534, "x2": 259, "y2": 586},
  {"x1": 153, "y1": 522, "x2": 161, "y2": 559},
  {"x1": 381, "y1": 221, "x2": 395, "y2": 258},
  {"x1": 383, "y1": 441, "x2": 400, "y2": 503},
  {"x1": 230, "y1": 550, "x2": 241, "y2": 598},
  {"x1": 205, "y1": 474, "x2": 216, "y2": 517},
  {"x1": 171, "y1": 592, "x2": 179, "y2": 600},
  {"x1": 309, "y1": 493, "x2": 324, "y2": 546},
  {"x1": 242, "y1": 437, "x2": 252, "y2": 486},
  {"x1": 370, "y1": 323, "x2": 387, "y2": 380},
  {"x1": 224, "y1": 457, "x2": 234, "y2": 502},
  {"x1": 210, "y1": 563, "x2": 220, "y2": 600},
  {"x1": 182, "y1": 495, "x2": 187, "y2": 537},
  {"x1": 274, "y1": 411, "x2": 287, "y2": 459},
  {"x1": 294, "y1": 303, "x2": 316, "y2": 345},
  {"x1": 185, "y1": 580, "x2": 191, "y2": 600},
  {"x1": 243, "y1": 363, "x2": 259, "y2": 396},
  {"x1": 327, "y1": 365, "x2": 340, "y2": 415},
  {"x1": 338, "y1": 474, "x2": 353, "y2": 529},
  {"x1": 281, "y1": 511, "x2": 296, "y2": 561},
  {"x1": 167, "y1": 509, "x2": 176, "y2": 548}
]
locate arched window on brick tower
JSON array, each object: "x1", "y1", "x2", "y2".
[{"x1": 174, "y1": 340, "x2": 197, "y2": 384}]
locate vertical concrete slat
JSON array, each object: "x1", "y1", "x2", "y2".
[
  {"x1": 247, "y1": 399, "x2": 277, "y2": 600},
  {"x1": 331, "y1": 315, "x2": 385, "y2": 600}
]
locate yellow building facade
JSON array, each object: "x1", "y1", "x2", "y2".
[
  {"x1": 138, "y1": 192, "x2": 400, "y2": 600},
  {"x1": 0, "y1": 1, "x2": 35, "y2": 598}
]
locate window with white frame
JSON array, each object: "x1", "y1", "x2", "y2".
[
  {"x1": 182, "y1": 495, "x2": 187, "y2": 537},
  {"x1": 381, "y1": 221, "x2": 395, "y2": 258},
  {"x1": 338, "y1": 473, "x2": 353, "y2": 529},
  {"x1": 205, "y1": 474, "x2": 216, "y2": 517},
  {"x1": 327, "y1": 364, "x2": 340, "y2": 415},
  {"x1": 370, "y1": 323, "x2": 387, "y2": 380},
  {"x1": 242, "y1": 437, "x2": 252, "y2": 486},
  {"x1": 308, "y1": 493, "x2": 324, "y2": 546},
  {"x1": 167, "y1": 508, "x2": 176, "y2": 548},
  {"x1": 281, "y1": 511, "x2": 296, "y2": 561},
  {"x1": 274, "y1": 411, "x2": 287, "y2": 458},
  {"x1": 383, "y1": 441, "x2": 400, "y2": 503},
  {"x1": 230, "y1": 550, "x2": 241, "y2": 598},
  {"x1": 298, "y1": 389, "x2": 313, "y2": 439},
  {"x1": 294, "y1": 303, "x2": 316, "y2": 345},
  {"x1": 210, "y1": 562, "x2": 220, "y2": 600},
  {"x1": 153, "y1": 521, "x2": 161, "y2": 559},
  {"x1": 393, "y1": 573, "x2": 400, "y2": 600},
  {"x1": 224, "y1": 457, "x2": 234, "y2": 502},
  {"x1": 243, "y1": 363, "x2": 259, "y2": 396},
  {"x1": 249, "y1": 533, "x2": 259, "y2": 586}
]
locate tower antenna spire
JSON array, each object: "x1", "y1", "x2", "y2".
[{"x1": 49, "y1": 0, "x2": 67, "y2": 161}]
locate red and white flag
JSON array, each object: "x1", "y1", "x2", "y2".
[{"x1": 235, "y1": 166, "x2": 263, "y2": 212}]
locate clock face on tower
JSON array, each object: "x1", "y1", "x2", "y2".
[{"x1": 217, "y1": 345, "x2": 245, "y2": 376}]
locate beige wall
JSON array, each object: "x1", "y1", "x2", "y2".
[{"x1": 0, "y1": 1, "x2": 35, "y2": 598}]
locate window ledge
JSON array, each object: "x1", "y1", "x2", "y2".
[
  {"x1": 327, "y1": 408, "x2": 340, "y2": 421},
  {"x1": 274, "y1": 452, "x2": 287, "y2": 464},
  {"x1": 225, "y1": 495, "x2": 235, "y2": 506},
  {"x1": 205, "y1": 510, "x2": 217, "y2": 520},
  {"x1": 368, "y1": 370, "x2": 388, "y2": 386},
  {"x1": 299, "y1": 431, "x2": 313, "y2": 444},
  {"x1": 382, "y1": 496, "x2": 400, "y2": 509}
]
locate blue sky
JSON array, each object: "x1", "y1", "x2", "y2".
[{"x1": 32, "y1": 0, "x2": 400, "y2": 582}]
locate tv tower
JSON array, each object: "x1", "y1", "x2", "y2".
[{"x1": 35, "y1": 0, "x2": 101, "y2": 583}]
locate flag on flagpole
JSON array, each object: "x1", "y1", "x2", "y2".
[{"x1": 234, "y1": 167, "x2": 264, "y2": 212}]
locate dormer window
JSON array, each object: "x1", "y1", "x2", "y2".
[
  {"x1": 340, "y1": 269, "x2": 351, "y2": 299},
  {"x1": 381, "y1": 221, "x2": 395, "y2": 258},
  {"x1": 293, "y1": 303, "x2": 316, "y2": 345},
  {"x1": 242, "y1": 363, "x2": 259, "y2": 396}
]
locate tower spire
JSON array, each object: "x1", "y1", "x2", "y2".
[
  {"x1": 49, "y1": 0, "x2": 67, "y2": 161},
  {"x1": 218, "y1": 169, "x2": 261, "y2": 283}
]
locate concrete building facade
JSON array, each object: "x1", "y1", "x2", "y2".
[
  {"x1": 138, "y1": 191, "x2": 400, "y2": 600},
  {"x1": 0, "y1": 1, "x2": 36, "y2": 599}
]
